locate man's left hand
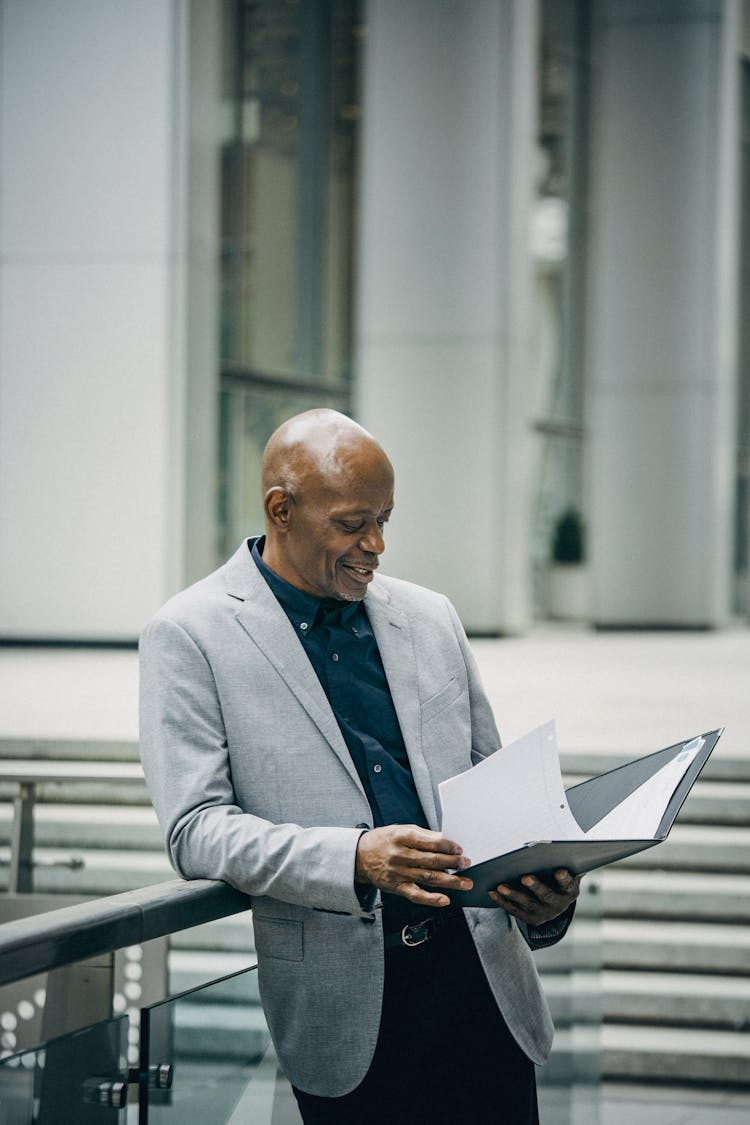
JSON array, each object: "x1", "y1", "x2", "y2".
[{"x1": 488, "y1": 868, "x2": 581, "y2": 925}]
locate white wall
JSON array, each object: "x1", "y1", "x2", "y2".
[
  {"x1": 356, "y1": 0, "x2": 539, "y2": 633},
  {"x1": 0, "y1": 0, "x2": 220, "y2": 640},
  {"x1": 587, "y1": 0, "x2": 740, "y2": 626}
]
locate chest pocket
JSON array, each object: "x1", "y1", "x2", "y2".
[{"x1": 420, "y1": 676, "x2": 464, "y2": 726}]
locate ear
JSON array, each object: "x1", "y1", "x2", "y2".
[{"x1": 264, "y1": 487, "x2": 292, "y2": 532}]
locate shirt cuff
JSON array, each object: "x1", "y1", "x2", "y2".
[{"x1": 524, "y1": 901, "x2": 576, "y2": 949}]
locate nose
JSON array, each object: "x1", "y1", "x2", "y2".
[{"x1": 359, "y1": 523, "x2": 385, "y2": 556}]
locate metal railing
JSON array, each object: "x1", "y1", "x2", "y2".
[
  {"x1": 0, "y1": 758, "x2": 603, "y2": 1122},
  {"x1": 0, "y1": 878, "x2": 251, "y2": 989},
  {"x1": 0, "y1": 878, "x2": 269, "y2": 1123},
  {"x1": 0, "y1": 760, "x2": 146, "y2": 894}
]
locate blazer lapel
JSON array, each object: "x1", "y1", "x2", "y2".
[
  {"x1": 364, "y1": 581, "x2": 439, "y2": 828},
  {"x1": 224, "y1": 542, "x2": 367, "y2": 797}
]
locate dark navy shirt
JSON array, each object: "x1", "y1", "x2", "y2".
[{"x1": 250, "y1": 538, "x2": 430, "y2": 931}]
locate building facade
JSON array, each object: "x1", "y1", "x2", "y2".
[{"x1": 0, "y1": 0, "x2": 748, "y2": 640}]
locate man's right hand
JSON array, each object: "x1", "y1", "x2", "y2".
[{"x1": 355, "y1": 825, "x2": 473, "y2": 907}]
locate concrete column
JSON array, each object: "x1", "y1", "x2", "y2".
[
  {"x1": 587, "y1": 0, "x2": 741, "y2": 627},
  {"x1": 0, "y1": 0, "x2": 220, "y2": 641},
  {"x1": 356, "y1": 0, "x2": 539, "y2": 633}
]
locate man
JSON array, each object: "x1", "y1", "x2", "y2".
[{"x1": 139, "y1": 409, "x2": 579, "y2": 1124}]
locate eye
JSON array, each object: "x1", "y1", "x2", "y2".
[{"x1": 339, "y1": 521, "x2": 364, "y2": 534}]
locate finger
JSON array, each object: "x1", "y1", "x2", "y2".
[
  {"x1": 399, "y1": 848, "x2": 472, "y2": 873},
  {"x1": 488, "y1": 883, "x2": 539, "y2": 911},
  {"x1": 399, "y1": 828, "x2": 466, "y2": 858},
  {"x1": 396, "y1": 881, "x2": 454, "y2": 908},
  {"x1": 414, "y1": 867, "x2": 473, "y2": 891},
  {"x1": 521, "y1": 873, "x2": 580, "y2": 907},
  {"x1": 553, "y1": 869, "x2": 582, "y2": 895},
  {"x1": 519, "y1": 875, "x2": 561, "y2": 904}
]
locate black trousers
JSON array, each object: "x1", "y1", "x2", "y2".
[{"x1": 293, "y1": 912, "x2": 539, "y2": 1125}]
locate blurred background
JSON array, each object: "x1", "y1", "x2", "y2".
[
  {"x1": 1, "y1": 0, "x2": 748, "y2": 642},
  {"x1": 1, "y1": 2, "x2": 749, "y2": 1121}
]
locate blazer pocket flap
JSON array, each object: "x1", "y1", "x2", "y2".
[
  {"x1": 420, "y1": 677, "x2": 464, "y2": 725},
  {"x1": 253, "y1": 916, "x2": 304, "y2": 962}
]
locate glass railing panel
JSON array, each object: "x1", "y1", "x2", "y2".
[
  {"x1": 0, "y1": 1013, "x2": 128, "y2": 1125},
  {"x1": 140, "y1": 966, "x2": 299, "y2": 1124},
  {"x1": 535, "y1": 875, "x2": 602, "y2": 1125}
]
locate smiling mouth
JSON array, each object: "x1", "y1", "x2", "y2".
[{"x1": 342, "y1": 563, "x2": 376, "y2": 580}]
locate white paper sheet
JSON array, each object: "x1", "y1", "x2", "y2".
[
  {"x1": 585, "y1": 736, "x2": 705, "y2": 840},
  {"x1": 438, "y1": 721, "x2": 586, "y2": 865}
]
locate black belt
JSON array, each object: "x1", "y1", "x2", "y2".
[{"x1": 383, "y1": 908, "x2": 461, "y2": 950}]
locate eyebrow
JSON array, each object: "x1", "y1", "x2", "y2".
[{"x1": 332, "y1": 506, "x2": 393, "y2": 518}]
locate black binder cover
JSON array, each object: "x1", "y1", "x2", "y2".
[{"x1": 448, "y1": 728, "x2": 722, "y2": 908}]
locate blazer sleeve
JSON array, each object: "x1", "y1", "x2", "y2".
[{"x1": 139, "y1": 614, "x2": 370, "y2": 916}]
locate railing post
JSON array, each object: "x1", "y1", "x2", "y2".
[{"x1": 8, "y1": 782, "x2": 35, "y2": 893}]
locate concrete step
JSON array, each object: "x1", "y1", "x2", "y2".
[
  {"x1": 169, "y1": 912, "x2": 255, "y2": 953},
  {"x1": 547, "y1": 1025, "x2": 750, "y2": 1086},
  {"x1": 0, "y1": 737, "x2": 140, "y2": 763},
  {"x1": 600, "y1": 1024, "x2": 750, "y2": 1086},
  {"x1": 614, "y1": 824, "x2": 750, "y2": 875},
  {"x1": 168, "y1": 951, "x2": 259, "y2": 1000},
  {"x1": 535, "y1": 918, "x2": 750, "y2": 975},
  {"x1": 593, "y1": 869, "x2": 750, "y2": 924},
  {"x1": 0, "y1": 802, "x2": 162, "y2": 850},
  {"x1": 0, "y1": 780, "x2": 149, "y2": 807},
  {"x1": 543, "y1": 971, "x2": 750, "y2": 1031},
  {"x1": 173, "y1": 1001, "x2": 269, "y2": 1060},
  {"x1": 0, "y1": 845, "x2": 173, "y2": 894}
]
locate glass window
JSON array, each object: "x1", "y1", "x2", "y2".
[
  {"x1": 530, "y1": 0, "x2": 591, "y2": 615},
  {"x1": 218, "y1": 0, "x2": 362, "y2": 554}
]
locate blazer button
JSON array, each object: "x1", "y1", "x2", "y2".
[{"x1": 360, "y1": 914, "x2": 376, "y2": 925}]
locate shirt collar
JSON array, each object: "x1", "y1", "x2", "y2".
[{"x1": 250, "y1": 537, "x2": 362, "y2": 629}]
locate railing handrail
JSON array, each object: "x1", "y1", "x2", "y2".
[
  {"x1": 0, "y1": 759, "x2": 144, "y2": 784},
  {"x1": 0, "y1": 878, "x2": 252, "y2": 987}
]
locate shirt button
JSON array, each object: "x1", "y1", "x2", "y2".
[
  {"x1": 331, "y1": 653, "x2": 339, "y2": 662},
  {"x1": 373, "y1": 763, "x2": 382, "y2": 774},
  {"x1": 300, "y1": 622, "x2": 308, "y2": 632}
]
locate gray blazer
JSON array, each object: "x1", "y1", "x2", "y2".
[{"x1": 139, "y1": 540, "x2": 555, "y2": 1097}]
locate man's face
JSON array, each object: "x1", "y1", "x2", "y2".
[{"x1": 280, "y1": 449, "x2": 394, "y2": 602}]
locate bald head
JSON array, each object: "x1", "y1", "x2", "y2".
[
  {"x1": 261, "y1": 409, "x2": 388, "y2": 498},
  {"x1": 259, "y1": 409, "x2": 395, "y2": 601}
]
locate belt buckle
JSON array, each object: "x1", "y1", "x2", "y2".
[{"x1": 401, "y1": 918, "x2": 435, "y2": 947}]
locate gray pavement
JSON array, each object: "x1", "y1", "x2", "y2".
[
  {"x1": 1, "y1": 624, "x2": 749, "y2": 758},
  {"x1": 471, "y1": 623, "x2": 750, "y2": 762}
]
